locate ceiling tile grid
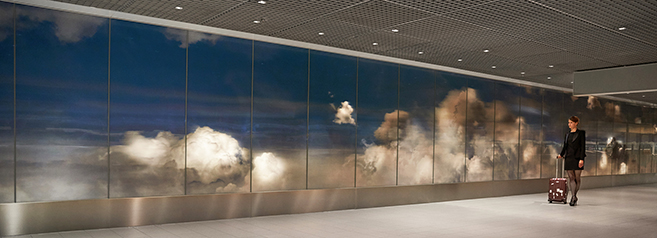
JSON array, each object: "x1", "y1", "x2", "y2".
[
  {"x1": 323, "y1": 0, "x2": 435, "y2": 29},
  {"x1": 533, "y1": 0, "x2": 657, "y2": 45},
  {"x1": 393, "y1": 15, "x2": 488, "y2": 42},
  {"x1": 386, "y1": 0, "x2": 500, "y2": 15},
  {"x1": 272, "y1": 19, "x2": 375, "y2": 46},
  {"x1": 204, "y1": 0, "x2": 366, "y2": 36}
]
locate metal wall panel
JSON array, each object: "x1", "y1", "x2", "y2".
[{"x1": 2, "y1": 175, "x2": 657, "y2": 236}]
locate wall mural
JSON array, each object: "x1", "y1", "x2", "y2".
[
  {"x1": 15, "y1": 5, "x2": 109, "y2": 202},
  {"x1": 0, "y1": 3, "x2": 656, "y2": 203},
  {"x1": 0, "y1": 1, "x2": 14, "y2": 203}
]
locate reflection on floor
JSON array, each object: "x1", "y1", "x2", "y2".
[{"x1": 7, "y1": 183, "x2": 657, "y2": 238}]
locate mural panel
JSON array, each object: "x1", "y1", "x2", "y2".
[
  {"x1": 519, "y1": 87, "x2": 542, "y2": 179},
  {"x1": 15, "y1": 6, "x2": 109, "y2": 202},
  {"x1": 626, "y1": 124, "x2": 641, "y2": 174},
  {"x1": 493, "y1": 83, "x2": 520, "y2": 180},
  {"x1": 596, "y1": 121, "x2": 613, "y2": 175},
  {"x1": 540, "y1": 90, "x2": 564, "y2": 178},
  {"x1": 186, "y1": 32, "x2": 252, "y2": 194},
  {"x1": 0, "y1": 2, "x2": 14, "y2": 203},
  {"x1": 109, "y1": 20, "x2": 186, "y2": 197},
  {"x1": 612, "y1": 122, "x2": 628, "y2": 174},
  {"x1": 465, "y1": 77, "x2": 494, "y2": 182},
  {"x1": 252, "y1": 41, "x2": 307, "y2": 191},
  {"x1": 433, "y1": 72, "x2": 467, "y2": 183},
  {"x1": 398, "y1": 65, "x2": 434, "y2": 185},
  {"x1": 639, "y1": 125, "x2": 653, "y2": 174},
  {"x1": 356, "y1": 59, "x2": 398, "y2": 187},
  {"x1": 308, "y1": 50, "x2": 357, "y2": 189}
]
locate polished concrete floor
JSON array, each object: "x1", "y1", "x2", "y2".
[{"x1": 5, "y1": 183, "x2": 657, "y2": 238}]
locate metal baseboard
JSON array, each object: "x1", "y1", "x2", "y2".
[{"x1": 2, "y1": 174, "x2": 657, "y2": 236}]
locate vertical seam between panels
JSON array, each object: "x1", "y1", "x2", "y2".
[
  {"x1": 540, "y1": 90, "x2": 544, "y2": 178},
  {"x1": 517, "y1": 90, "x2": 521, "y2": 179},
  {"x1": 184, "y1": 30, "x2": 189, "y2": 195},
  {"x1": 464, "y1": 78, "x2": 468, "y2": 182},
  {"x1": 306, "y1": 50, "x2": 310, "y2": 190},
  {"x1": 396, "y1": 65, "x2": 400, "y2": 186},
  {"x1": 432, "y1": 73, "x2": 436, "y2": 184},
  {"x1": 492, "y1": 83, "x2": 496, "y2": 181},
  {"x1": 354, "y1": 58, "x2": 358, "y2": 189},
  {"x1": 13, "y1": 3, "x2": 17, "y2": 203},
  {"x1": 250, "y1": 40, "x2": 254, "y2": 193},
  {"x1": 107, "y1": 18, "x2": 112, "y2": 199}
]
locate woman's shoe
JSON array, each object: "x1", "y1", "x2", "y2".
[{"x1": 572, "y1": 197, "x2": 578, "y2": 206}]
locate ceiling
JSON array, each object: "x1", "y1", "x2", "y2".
[{"x1": 51, "y1": 0, "x2": 657, "y2": 104}]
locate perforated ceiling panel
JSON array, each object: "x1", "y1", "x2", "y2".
[{"x1": 49, "y1": 0, "x2": 657, "y2": 104}]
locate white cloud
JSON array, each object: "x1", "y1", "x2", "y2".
[
  {"x1": 333, "y1": 101, "x2": 356, "y2": 125},
  {"x1": 18, "y1": 7, "x2": 106, "y2": 43},
  {"x1": 164, "y1": 29, "x2": 222, "y2": 48}
]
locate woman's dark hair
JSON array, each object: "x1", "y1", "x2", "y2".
[{"x1": 569, "y1": 116, "x2": 579, "y2": 123}]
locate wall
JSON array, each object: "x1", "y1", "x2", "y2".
[{"x1": 0, "y1": 1, "x2": 657, "y2": 236}]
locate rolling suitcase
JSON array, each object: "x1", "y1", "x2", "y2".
[{"x1": 548, "y1": 158, "x2": 568, "y2": 204}]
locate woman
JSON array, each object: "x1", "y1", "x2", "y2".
[{"x1": 557, "y1": 116, "x2": 586, "y2": 206}]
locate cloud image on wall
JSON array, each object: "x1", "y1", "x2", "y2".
[{"x1": 16, "y1": 5, "x2": 106, "y2": 43}]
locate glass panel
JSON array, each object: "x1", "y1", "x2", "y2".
[
  {"x1": 186, "y1": 32, "x2": 251, "y2": 194},
  {"x1": 15, "y1": 6, "x2": 108, "y2": 202},
  {"x1": 398, "y1": 65, "x2": 434, "y2": 185},
  {"x1": 356, "y1": 59, "x2": 398, "y2": 187},
  {"x1": 434, "y1": 72, "x2": 467, "y2": 183},
  {"x1": 612, "y1": 122, "x2": 628, "y2": 174},
  {"x1": 519, "y1": 87, "x2": 542, "y2": 179},
  {"x1": 626, "y1": 124, "x2": 641, "y2": 174},
  {"x1": 640, "y1": 125, "x2": 653, "y2": 173},
  {"x1": 596, "y1": 121, "x2": 613, "y2": 175},
  {"x1": 465, "y1": 77, "x2": 494, "y2": 182},
  {"x1": 580, "y1": 121, "x2": 597, "y2": 176},
  {"x1": 252, "y1": 41, "x2": 307, "y2": 192},
  {"x1": 493, "y1": 83, "x2": 520, "y2": 181},
  {"x1": 0, "y1": 2, "x2": 14, "y2": 203},
  {"x1": 308, "y1": 50, "x2": 356, "y2": 189},
  {"x1": 109, "y1": 20, "x2": 186, "y2": 197},
  {"x1": 541, "y1": 90, "x2": 564, "y2": 178}
]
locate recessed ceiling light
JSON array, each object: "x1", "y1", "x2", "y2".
[
  {"x1": 318, "y1": 32, "x2": 325, "y2": 35},
  {"x1": 372, "y1": 42, "x2": 378, "y2": 46},
  {"x1": 418, "y1": 51, "x2": 424, "y2": 54},
  {"x1": 491, "y1": 65, "x2": 496, "y2": 69},
  {"x1": 483, "y1": 49, "x2": 490, "y2": 53},
  {"x1": 175, "y1": 6, "x2": 183, "y2": 10},
  {"x1": 547, "y1": 76, "x2": 551, "y2": 80},
  {"x1": 571, "y1": 81, "x2": 574, "y2": 84},
  {"x1": 391, "y1": 29, "x2": 399, "y2": 33},
  {"x1": 253, "y1": 20, "x2": 261, "y2": 24},
  {"x1": 521, "y1": 72, "x2": 525, "y2": 75},
  {"x1": 258, "y1": 0, "x2": 267, "y2": 4},
  {"x1": 457, "y1": 58, "x2": 463, "y2": 62},
  {"x1": 618, "y1": 27, "x2": 626, "y2": 30},
  {"x1": 643, "y1": 95, "x2": 646, "y2": 98},
  {"x1": 548, "y1": 65, "x2": 554, "y2": 68}
]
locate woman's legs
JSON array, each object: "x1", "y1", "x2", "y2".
[
  {"x1": 567, "y1": 170, "x2": 576, "y2": 203},
  {"x1": 566, "y1": 170, "x2": 582, "y2": 205}
]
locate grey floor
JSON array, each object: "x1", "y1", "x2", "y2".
[{"x1": 6, "y1": 183, "x2": 657, "y2": 238}]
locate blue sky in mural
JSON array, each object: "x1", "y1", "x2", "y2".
[
  {"x1": 109, "y1": 19, "x2": 186, "y2": 198},
  {"x1": 308, "y1": 50, "x2": 357, "y2": 189},
  {"x1": 14, "y1": 5, "x2": 109, "y2": 202},
  {"x1": 0, "y1": 1, "x2": 14, "y2": 203},
  {"x1": 398, "y1": 65, "x2": 434, "y2": 185},
  {"x1": 252, "y1": 41, "x2": 307, "y2": 191},
  {"x1": 493, "y1": 82, "x2": 520, "y2": 181},
  {"x1": 186, "y1": 31, "x2": 252, "y2": 194},
  {"x1": 356, "y1": 58, "x2": 398, "y2": 187}
]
